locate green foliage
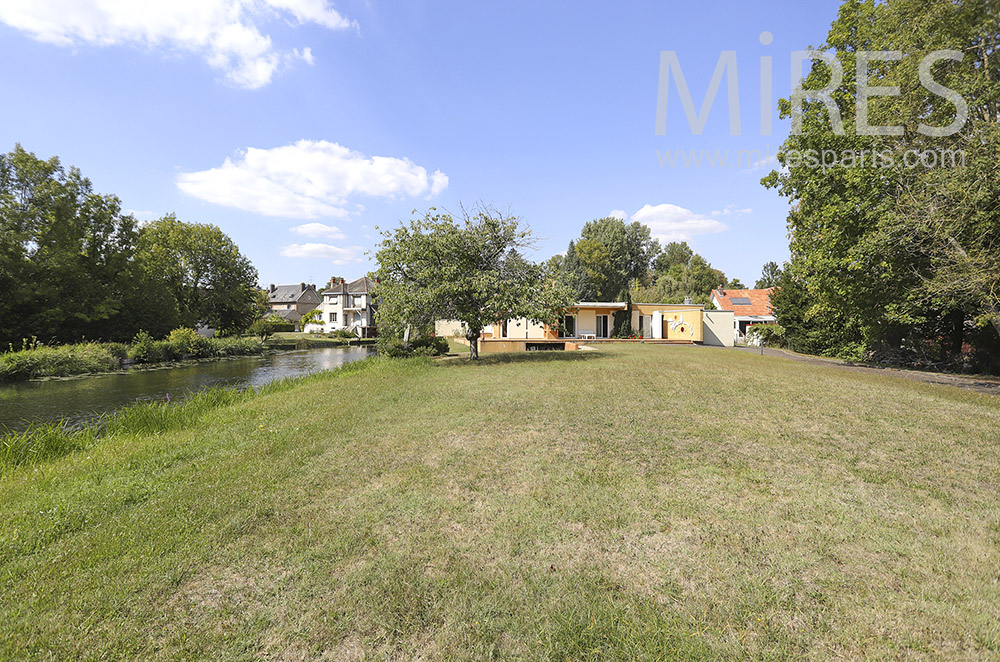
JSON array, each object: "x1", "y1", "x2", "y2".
[
  {"x1": 167, "y1": 327, "x2": 210, "y2": 357},
  {"x1": 248, "y1": 317, "x2": 281, "y2": 340},
  {"x1": 0, "y1": 146, "x2": 262, "y2": 346},
  {"x1": 376, "y1": 334, "x2": 449, "y2": 358},
  {"x1": 556, "y1": 217, "x2": 659, "y2": 301},
  {"x1": 0, "y1": 342, "x2": 120, "y2": 381},
  {"x1": 745, "y1": 323, "x2": 787, "y2": 348},
  {"x1": 136, "y1": 215, "x2": 259, "y2": 335},
  {"x1": 764, "y1": 0, "x2": 1000, "y2": 370},
  {"x1": 755, "y1": 261, "x2": 783, "y2": 289},
  {"x1": 374, "y1": 205, "x2": 574, "y2": 359},
  {"x1": 332, "y1": 328, "x2": 357, "y2": 340},
  {"x1": 299, "y1": 308, "x2": 323, "y2": 329},
  {"x1": 632, "y1": 242, "x2": 726, "y2": 305},
  {"x1": 0, "y1": 145, "x2": 142, "y2": 345}
]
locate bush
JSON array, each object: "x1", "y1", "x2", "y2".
[
  {"x1": 167, "y1": 327, "x2": 211, "y2": 358},
  {"x1": 128, "y1": 331, "x2": 162, "y2": 363},
  {"x1": 332, "y1": 329, "x2": 357, "y2": 340},
  {"x1": 746, "y1": 324, "x2": 786, "y2": 348},
  {"x1": 377, "y1": 334, "x2": 448, "y2": 358}
]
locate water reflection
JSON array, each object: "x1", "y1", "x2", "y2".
[{"x1": 0, "y1": 346, "x2": 374, "y2": 433}]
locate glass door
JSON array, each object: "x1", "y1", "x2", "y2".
[{"x1": 596, "y1": 315, "x2": 609, "y2": 338}]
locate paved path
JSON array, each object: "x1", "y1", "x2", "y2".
[{"x1": 731, "y1": 346, "x2": 1000, "y2": 396}]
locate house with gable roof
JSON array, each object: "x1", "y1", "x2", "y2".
[
  {"x1": 307, "y1": 276, "x2": 379, "y2": 338},
  {"x1": 266, "y1": 282, "x2": 321, "y2": 330},
  {"x1": 709, "y1": 287, "x2": 776, "y2": 342}
]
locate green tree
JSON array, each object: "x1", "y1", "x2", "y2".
[
  {"x1": 634, "y1": 243, "x2": 728, "y2": 304},
  {"x1": 136, "y1": 215, "x2": 259, "y2": 334},
  {"x1": 0, "y1": 144, "x2": 142, "y2": 344},
  {"x1": 763, "y1": 0, "x2": 1000, "y2": 368},
  {"x1": 555, "y1": 217, "x2": 660, "y2": 301},
  {"x1": 755, "y1": 261, "x2": 783, "y2": 289},
  {"x1": 373, "y1": 206, "x2": 574, "y2": 360}
]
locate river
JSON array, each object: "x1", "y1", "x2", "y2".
[{"x1": 0, "y1": 346, "x2": 375, "y2": 433}]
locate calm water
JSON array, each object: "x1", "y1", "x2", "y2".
[{"x1": 0, "y1": 346, "x2": 375, "y2": 433}]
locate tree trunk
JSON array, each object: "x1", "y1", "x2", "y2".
[
  {"x1": 948, "y1": 309, "x2": 964, "y2": 357},
  {"x1": 466, "y1": 329, "x2": 480, "y2": 360},
  {"x1": 946, "y1": 236, "x2": 1000, "y2": 339}
]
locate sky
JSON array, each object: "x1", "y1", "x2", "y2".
[{"x1": 0, "y1": 0, "x2": 844, "y2": 288}]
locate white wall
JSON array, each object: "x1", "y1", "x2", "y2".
[{"x1": 702, "y1": 311, "x2": 735, "y2": 347}]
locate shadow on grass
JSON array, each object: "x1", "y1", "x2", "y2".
[{"x1": 437, "y1": 350, "x2": 606, "y2": 368}]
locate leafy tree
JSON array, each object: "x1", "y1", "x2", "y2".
[
  {"x1": 633, "y1": 243, "x2": 727, "y2": 304},
  {"x1": 300, "y1": 308, "x2": 323, "y2": 329},
  {"x1": 136, "y1": 215, "x2": 259, "y2": 334},
  {"x1": 555, "y1": 217, "x2": 660, "y2": 301},
  {"x1": 373, "y1": 206, "x2": 574, "y2": 360},
  {"x1": 0, "y1": 144, "x2": 142, "y2": 344},
  {"x1": 763, "y1": 0, "x2": 1000, "y2": 369},
  {"x1": 755, "y1": 261, "x2": 783, "y2": 289}
]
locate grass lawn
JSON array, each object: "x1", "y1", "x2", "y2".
[{"x1": 2, "y1": 345, "x2": 998, "y2": 659}]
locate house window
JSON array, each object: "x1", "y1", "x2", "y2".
[
  {"x1": 353, "y1": 312, "x2": 362, "y2": 325},
  {"x1": 329, "y1": 312, "x2": 337, "y2": 322},
  {"x1": 559, "y1": 315, "x2": 576, "y2": 338},
  {"x1": 596, "y1": 315, "x2": 610, "y2": 338},
  {"x1": 500, "y1": 320, "x2": 509, "y2": 338},
  {"x1": 353, "y1": 295, "x2": 363, "y2": 307}
]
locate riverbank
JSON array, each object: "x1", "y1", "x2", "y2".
[
  {"x1": 264, "y1": 332, "x2": 377, "y2": 350},
  {"x1": 2, "y1": 344, "x2": 998, "y2": 658},
  {"x1": 0, "y1": 334, "x2": 265, "y2": 383}
]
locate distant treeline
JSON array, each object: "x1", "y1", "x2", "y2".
[{"x1": 0, "y1": 145, "x2": 261, "y2": 348}]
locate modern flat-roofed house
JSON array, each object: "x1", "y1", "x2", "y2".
[
  {"x1": 437, "y1": 301, "x2": 735, "y2": 353},
  {"x1": 267, "y1": 283, "x2": 321, "y2": 330},
  {"x1": 709, "y1": 288, "x2": 776, "y2": 341},
  {"x1": 307, "y1": 277, "x2": 378, "y2": 337}
]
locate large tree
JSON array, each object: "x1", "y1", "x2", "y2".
[
  {"x1": 0, "y1": 144, "x2": 142, "y2": 344},
  {"x1": 764, "y1": 0, "x2": 1000, "y2": 368},
  {"x1": 556, "y1": 217, "x2": 660, "y2": 301},
  {"x1": 373, "y1": 207, "x2": 574, "y2": 360},
  {"x1": 136, "y1": 215, "x2": 259, "y2": 334},
  {"x1": 632, "y1": 241, "x2": 729, "y2": 304}
]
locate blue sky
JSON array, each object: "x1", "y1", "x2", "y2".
[{"x1": 0, "y1": 0, "x2": 843, "y2": 287}]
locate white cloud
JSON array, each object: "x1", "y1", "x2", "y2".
[
  {"x1": 291, "y1": 222, "x2": 346, "y2": 239},
  {"x1": 711, "y1": 205, "x2": 753, "y2": 217},
  {"x1": 177, "y1": 140, "x2": 449, "y2": 218},
  {"x1": 280, "y1": 242, "x2": 363, "y2": 265},
  {"x1": 630, "y1": 204, "x2": 728, "y2": 243},
  {"x1": 0, "y1": 0, "x2": 355, "y2": 89},
  {"x1": 607, "y1": 209, "x2": 627, "y2": 220}
]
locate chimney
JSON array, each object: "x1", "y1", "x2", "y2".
[
  {"x1": 269, "y1": 284, "x2": 276, "y2": 293},
  {"x1": 300, "y1": 282, "x2": 306, "y2": 292},
  {"x1": 684, "y1": 297, "x2": 693, "y2": 305}
]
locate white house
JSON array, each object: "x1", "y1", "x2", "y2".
[{"x1": 306, "y1": 277, "x2": 378, "y2": 337}]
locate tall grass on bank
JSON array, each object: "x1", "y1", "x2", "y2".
[
  {"x1": 0, "y1": 356, "x2": 381, "y2": 475},
  {"x1": 0, "y1": 342, "x2": 124, "y2": 381},
  {"x1": 0, "y1": 333, "x2": 265, "y2": 382}
]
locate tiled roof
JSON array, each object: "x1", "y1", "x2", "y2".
[
  {"x1": 268, "y1": 284, "x2": 316, "y2": 303},
  {"x1": 322, "y1": 276, "x2": 376, "y2": 295},
  {"x1": 270, "y1": 308, "x2": 302, "y2": 321},
  {"x1": 711, "y1": 288, "x2": 775, "y2": 317}
]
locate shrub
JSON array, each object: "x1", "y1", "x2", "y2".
[
  {"x1": 167, "y1": 327, "x2": 211, "y2": 358},
  {"x1": 332, "y1": 329, "x2": 357, "y2": 340},
  {"x1": 128, "y1": 331, "x2": 162, "y2": 363},
  {"x1": 377, "y1": 334, "x2": 448, "y2": 358},
  {"x1": 746, "y1": 324, "x2": 786, "y2": 348}
]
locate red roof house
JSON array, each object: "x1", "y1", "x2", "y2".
[{"x1": 710, "y1": 288, "x2": 776, "y2": 339}]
